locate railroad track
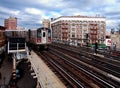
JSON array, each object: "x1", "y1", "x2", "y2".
[
  {"x1": 36, "y1": 51, "x2": 108, "y2": 88},
  {"x1": 52, "y1": 42, "x2": 120, "y2": 59},
  {"x1": 48, "y1": 47, "x2": 120, "y2": 87},
  {"x1": 35, "y1": 51, "x2": 82, "y2": 88},
  {"x1": 50, "y1": 44, "x2": 120, "y2": 69},
  {"x1": 111, "y1": 50, "x2": 120, "y2": 57},
  {"x1": 34, "y1": 47, "x2": 120, "y2": 88},
  {"x1": 50, "y1": 45, "x2": 120, "y2": 78}
]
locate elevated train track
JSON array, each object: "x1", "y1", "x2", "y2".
[
  {"x1": 48, "y1": 47, "x2": 120, "y2": 87},
  {"x1": 53, "y1": 42, "x2": 120, "y2": 59},
  {"x1": 50, "y1": 44, "x2": 120, "y2": 78},
  {"x1": 51, "y1": 43, "x2": 120, "y2": 67},
  {"x1": 34, "y1": 45, "x2": 120, "y2": 87},
  {"x1": 36, "y1": 51, "x2": 105, "y2": 88}
]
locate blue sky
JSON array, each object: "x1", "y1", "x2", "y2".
[{"x1": 0, "y1": 0, "x2": 120, "y2": 31}]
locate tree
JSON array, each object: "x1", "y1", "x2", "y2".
[
  {"x1": 111, "y1": 28, "x2": 115, "y2": 34},
  {"x1": 117, "y1": 24, "x2": 120, "y2": 34}
]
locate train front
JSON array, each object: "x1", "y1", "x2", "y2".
[
  {"x1": 37, "y1": 27, "x2": 51, "y2": 50},
  {"x1": 37, "y1": 27, "x2": 51, "y2": 45}
]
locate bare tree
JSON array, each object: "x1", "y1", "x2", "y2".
[
  {"x1": 117, "y1": 24, "x2": 120, "y2": 34},
  {"x1": 111, "y1": 28, "x2": 115, "y2": 34}
]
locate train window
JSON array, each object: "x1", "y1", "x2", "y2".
[
  {"x1": 37, "y1": 31, "x2": 41, "y2": 37},
  {"x1": 43, "y1": 32, "x2": 45, "y2": 37},
  {"x1": 48, "y1": 32, "x2": 51, "y2": 37}
]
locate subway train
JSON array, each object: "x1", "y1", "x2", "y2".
[
  {"x1": 26, "y1": 27, "x2": 52, "y2": 50},
  {"x1": 0, "y1": 26, "x2": 6, "y2": 55}
]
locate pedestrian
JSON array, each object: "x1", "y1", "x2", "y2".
[{"x1": 95, "y1": 42, "x2": 98, "y2": 54}]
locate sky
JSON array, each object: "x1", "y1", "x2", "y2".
[{"x1": 0, "y1": 0, "x2": 120, "y2": 31}]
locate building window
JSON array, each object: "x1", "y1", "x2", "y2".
[
  {"x1": 72, "y1": 28, "x2": 75, "y2": 32},
  {"x1": 72, "y1": 23, "x2": 75, "y2": 26},
  {"x1": 72, "y1": 33, "x2": 75, "y2": 38}
]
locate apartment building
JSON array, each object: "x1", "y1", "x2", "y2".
[
  {"x1": 111, "y1": 31, "x2": 120, "y2": 49},
  {"x1": 4, "y1": 17, "x2": 17, "y2": 30},
  {"x1": 42, "y1": 19, "x2": 50, "y2": 28},
  {"x1": 51, "y1": 15, "x2": 106, "y2": 45}
]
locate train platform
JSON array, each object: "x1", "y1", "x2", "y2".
[{"x1": 28, "y1": 51, "x2": 66, "y2": 88}]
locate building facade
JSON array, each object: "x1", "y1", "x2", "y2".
[
  {"x1": 51, "y1": 15, "x2": 106, "y2": 45},
  {"x1": 111, "y1": 31, "x2": 120, "y2": 49},
  {"x1": 4, "y1": 17, "x2": 17, "y2": 30},
  {"x1": 42, "y1": 19, "x2": 50, "y2": 28}
]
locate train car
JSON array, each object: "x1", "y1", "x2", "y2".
[
  {"x1": 0, "y1": 26, "x2": 6, "y2": 55},
  {"x1": 27, "y1": 27, "x2": 52, "y2": 50}
]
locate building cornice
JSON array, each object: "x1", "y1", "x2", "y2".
[{"x1": 51, "y1": 16, "x2": 106, "y2": 24}]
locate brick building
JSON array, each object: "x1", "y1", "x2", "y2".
[
  {"x1": 51, "y1": 15, "x2": 106, "y2": 45},
  {"x1": 4, "y1": 17, "x2": 17, "y2": 30},
  {"x1": 0, "y1": 26, "x2": 6, "y2": 54}
]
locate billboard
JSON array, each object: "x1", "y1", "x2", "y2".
[{"x1": 105, "y1": 39, "x2": 111, "y2": 46}]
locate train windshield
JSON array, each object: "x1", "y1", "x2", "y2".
[
  {"x1": 43, "y1": 32, "x2": 45, "y2": 37},
  {"x1": 48, "y1": 32, "x2": 51, "y2": 37},
  {"x1": 37, "y1": 31, "x2": 41, "y2": 37}
]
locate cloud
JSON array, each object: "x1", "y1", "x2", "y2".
[
  {"x1": 34, "y1": 0, "x2": 68, "y2": 9},
  {"x1": 49, "y1": 11, "x2": 62, "y2": 18},
  {"x1": 103, "y1": 0, "x2": 117, "y2": 5},
  {"x1": 25, "y1": 8, "x2": 44, "y2": 15},
  {"x1": 0, "y1": 0, "x2": 120, "y2": 30},
  {"x1": 0, "y1": 6, "x2": 20, "y2": 15}
]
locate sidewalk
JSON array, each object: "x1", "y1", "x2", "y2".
[{"x1": 0, "y1": 55, "x2": 12, "y2": 86}]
